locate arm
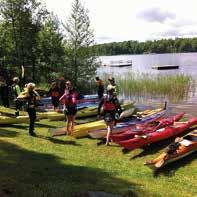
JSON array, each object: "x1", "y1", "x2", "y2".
[
  {"x1": 98, "y1": 97, "x2": 104, "y2": 115},
  {"x1": 34, "y1": 90, "x2": 40, "y2": 101},
  {"x1": 114, "y1": 97, "x2": 122, "y2": 114},
  {"x1": 71, "y1": 92, "x2": 77, "y2": 104},
  {"x1": 59, "y1": 93, "x2": 65, "y2": 105}
]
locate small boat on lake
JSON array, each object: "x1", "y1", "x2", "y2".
[
  {"x1": 152, "y1": 64, "x2": 179, "y2": 70},
  {"x1": 103, "y1": 60, "x2": 132, "y2": 67}
]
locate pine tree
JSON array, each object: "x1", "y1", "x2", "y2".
[{"x1": 64, "y1": 0, "x2": 97, "y2": 87}]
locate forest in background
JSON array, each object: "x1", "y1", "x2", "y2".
[{"x1": 92, "y1": 37, "x2": 197, "y2": 56}]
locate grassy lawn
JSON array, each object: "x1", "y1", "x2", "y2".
[{"x1": 0, "y1": 119, "x2": 196, "y2": 197}]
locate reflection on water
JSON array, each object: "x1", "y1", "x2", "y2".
[{"x1": 97, "y1": 53, "x2": 197, "y2": 116}]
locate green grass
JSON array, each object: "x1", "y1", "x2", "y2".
[
  {"x1": 100, "y1": 72, "x2": 195, "y2": 102},
  {"x1": 0, "y1": 119, "x2": 196, "y2": 197}
]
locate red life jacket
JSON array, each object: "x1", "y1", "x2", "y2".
[
  {"x1": 103, "y1": 95, "x2": 116, "y2": 111},
  {"x1": 51, "y1": 91, "x2": 60, "y2": 98}
]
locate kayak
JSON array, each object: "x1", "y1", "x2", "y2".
[
  {"x1": 118, "y1": 117, "x2": 197, "y2": 150},
  {"x1": 0, "y1": 115, "x2": 29, "y2": 125},
  {"x1": 145, "y1": 130, "x2": 197, "y2": 169},
  {"x1": 48, "y1": 102, "x2": 134, "y2": 121},
  {"x1": 88, "y1": 106, "x2": 167, "y2": 139},
  {"x1": 0, "y1": 106, "x2": 64, "y2": 120},
  {"x1": 38, "y1": 94, "x2": 99, "y2": 112},
  {"x1": 110, "y1": 112, "x2": 185, "y2": 142},
  {"x1": 0, "y1": 106, "x2": 27, "y2": 116}
]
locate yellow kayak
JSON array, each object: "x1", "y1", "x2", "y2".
[
  {"x1": 0, "y1": 115, "x2": 29, "y2": 125},
  {"x1": 0, "y1": 106, "x2": 60, "y2": 120}
]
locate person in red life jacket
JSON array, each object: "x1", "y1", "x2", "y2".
[
  {"x1": 48, "y1": 81, "x2": 61, "y2": 111},
  {"x1": 59, "y1": 81, "x2": 77, "y2": 135},
  {"x1": 98, "y1": 85, "x2": 122, "y2": 145},
  {"x1": 95, "y1": 76, "x2": 104, "y2": 99}
]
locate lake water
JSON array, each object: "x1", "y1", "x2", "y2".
[{"x1": 97, "y1": 52, "x2": 197, "y2": 117}]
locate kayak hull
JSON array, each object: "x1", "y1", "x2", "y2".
[
  {"x1": 88, "y1": 107, "x2": 167, "y2": 139},
  {"x1": 111, "y1": 112, "x2": 185, "y2": 142},
  {"x1": 145, "y1": 130, "x2": 197, "y2": 169},
  {"x1": 118, "y1": 118, "x2": 197, "y2": 150}
]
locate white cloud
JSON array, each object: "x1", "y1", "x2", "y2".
[{"x1": 43, "y1": 0, "x2": 197, "y2": 43}]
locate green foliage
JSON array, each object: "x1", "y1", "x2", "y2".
[
  {"x1": 64, "y1": 0, "x2": 97, "y2": 87},
  {"x1": 92, "y1": 38, "x2": 197, "y2": 55},
  {"x1": 0, "y1": 0, "x2": 48, "y2": 80},
  {"x1": 36, "y1": 13, "x2": 66, "y2": 82}
]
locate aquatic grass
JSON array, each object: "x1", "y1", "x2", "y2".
[
  {"x1": 0, "y1": 119, "x2": 196, "y2": 196},
  {"x1": 101, "y1": 72, "x2": 195, "y2": 102}
]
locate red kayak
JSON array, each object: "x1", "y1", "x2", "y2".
[
  {"x1": 118, "y1": 117, "x2": 197, "y2": 150},
  {"x1": 110, "y1": 112, "x2": 185, "y2": 142}
]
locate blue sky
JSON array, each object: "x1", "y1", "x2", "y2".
[{"x1": 44, "y1": 0, "x2": 197, "y2": 44}]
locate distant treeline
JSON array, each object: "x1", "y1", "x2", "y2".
[{"x1": 92, "y1": 38, "x2": 197, "y2": 55}]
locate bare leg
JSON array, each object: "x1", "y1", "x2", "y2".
[{"x1": 106, "y1": 121, "x2": 114, "y2": 145}]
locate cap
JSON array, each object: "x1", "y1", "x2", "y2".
[
  {"x1": 108, "y1": 77, "x2": 115, "y2": 82},
  {"x1": 27, "y1": 83, "x2": 35, "y2": 89},
  {"x1": 13, "y1": 77, "x2": 19, "y2": 82}
]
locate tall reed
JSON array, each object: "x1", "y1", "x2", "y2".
[{"x1": 100, "y1": 72, "x2": 195, "y2": 102}]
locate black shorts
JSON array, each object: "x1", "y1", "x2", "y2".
[
  {"x1": 52, "y1": 98, "x2": 60, "y2": 108},
  {"x1": 64, "y1": 105, "x2": 77, "y2": 116},
  {"x1": 104, "y1": 110, "x2": 119, "y2": 123}
]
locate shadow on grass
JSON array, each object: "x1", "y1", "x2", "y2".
[
  {"x1": 9, "y1": 124, "x2": 28, "y2": 130},
  {"x1": 0, "y1": 128, "x2": 18, "y2": 137},
  {"x1": 153, "y1": 152, "x2": 197, "y2": 177},
  {"x1": 0, "y1": 140, "x2": 143, "y2": 197},
  {"x1": 35, "y1": 122, "x2": 57, "y2": 129},
  {"x1": 37, "y1": 135, "x2": 81, "y2": 146}
]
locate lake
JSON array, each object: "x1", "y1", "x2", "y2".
[{"x1": 97, "y1": 52, "x2": 197, "y2": 117}]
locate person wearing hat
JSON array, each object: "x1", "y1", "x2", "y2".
[
  {"x1": 107, "y1": 77, "x2": 120, "y2": 96},
  {"x1": 12, "y1": 77, "x2": 22, "y2": 116},
  {"x1": 98, "y1": 84, "x2": 122, "y2": 145},
  {"x1": 17, "y1": 83, "x2": 40, "y2": 136},
  {"x1": 95, "y1": 76, "x2": 104, "y2": 99}
]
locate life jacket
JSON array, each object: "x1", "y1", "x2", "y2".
[
  {"x1": 103, "y1": 94, "x2": 116, "y2": 111},
  {"x1": 64, "y1": 90, "x2": 77, "y2": 106},
  {"x1": 51, "y1": 87, "x2": 60, "y2": 98}
]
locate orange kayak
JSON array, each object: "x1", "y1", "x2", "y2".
[{"x1": 145, "y1": 130, "x2": 197, "y2": 169}]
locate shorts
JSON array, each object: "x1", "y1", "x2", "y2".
[
  {"x1": 64, "y1": 105, "x2": 77, "y2": 116},
  {"x1": 52, "y1": 98, "x2": 60, "y2": 108},
  {"x1": 104, "y1": 110, "x2": 119, "y2": 123}
]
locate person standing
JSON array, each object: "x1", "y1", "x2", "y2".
[
  {"x1": 17, "y1": 83, "x2": 40, "y2": 136},
  {"x1": 95, "y1": 76, "x2": 104, "y2": 99},
  {"x1": 59, "y1": 81, "x2": 78, "y2": 135},
  {"x1": 98, "y1": 85, "x2": 122, "y2": 145},
  {"x1": 12, "y1": 77, "x2": 23, "y2": 116},
  {"x1": 59, "y1": 76, "x2": 66, "y2": 96},
  {"x1": 0, "y1": 76, "x2": 10, "y2": 107},
  {"x1": 48, "y1": 81, "x2": 61, "y2": 111},
  {"x1": 107, "y1": 77, "x2": 120, "y2": 96}
]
